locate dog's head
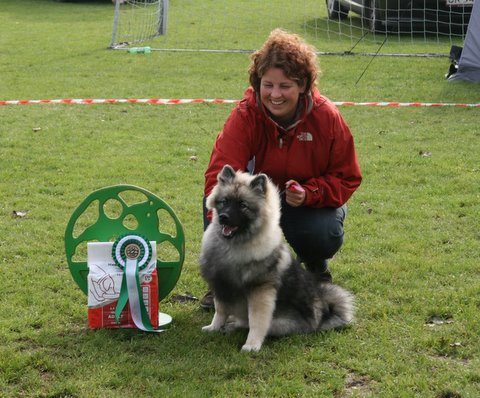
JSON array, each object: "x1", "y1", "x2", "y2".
[{"x1": 206, "y1": 165, "x2": 279, "y2": 240}]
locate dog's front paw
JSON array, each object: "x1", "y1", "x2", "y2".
[
  {"x1": 241, "y1": 342, "x2": 262, "y2": 352},
  {"x1": 202, "y1": 324, "x2": 221, "y2": 333},
  {"x1": 223, "y1": 317, "x2": 246, "y2": 333}
]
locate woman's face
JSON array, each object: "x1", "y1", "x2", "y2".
[{"x1": 259, "y1": 67, "x2": 306, "y2": 123}]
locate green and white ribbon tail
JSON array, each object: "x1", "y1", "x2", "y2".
[{"x1": 112, "y1": 234, "x2": 164, "y2": 333}]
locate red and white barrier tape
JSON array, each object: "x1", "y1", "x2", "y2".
[
  {"x1": 0, "y1": 98, "x2": 239, "y2": 105},
  {"x1": 334, "y1": 101, "x2": 480, "y2": 107},
  {"x1": 0, "y1": 98, "x2": 479, "y2": 107}
]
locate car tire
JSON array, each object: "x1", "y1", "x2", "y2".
[
  {"x1": 325, "y1": 0, "x2": 349, "y2": 20},
  {"x1": 362, "y1": 0, "x2": 386, "y2": 33}
]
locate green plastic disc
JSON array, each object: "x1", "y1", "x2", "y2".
[{"x1": 65, "y1": 185, "x2": 185, "y2": 301}]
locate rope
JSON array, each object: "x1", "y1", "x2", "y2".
[{"x1": 1, "y1": 98, "x2": 479, "y2": 107}]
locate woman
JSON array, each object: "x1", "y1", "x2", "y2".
[{"x1": 201, "y1": 29, "x2": 362, "y2": 309}]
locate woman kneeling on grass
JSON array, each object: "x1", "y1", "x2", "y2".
[{"x1": 200, "y1": 29, "x2": 362, "y2": 309}]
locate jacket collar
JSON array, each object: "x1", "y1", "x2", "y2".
[{"x1": 250, "y1": 88, "x2": 314, "y2": 132}]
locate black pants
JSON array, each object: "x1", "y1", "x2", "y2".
[
  {"x1": 202, "y1": 196, "x2": 346, "y2": 270},
  {"x1": 279, "y1": 196, "x2": 346, "y2": 270}
]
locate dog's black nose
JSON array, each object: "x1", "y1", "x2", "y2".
[{"x1": 219, "y1": 213, "x2": 229, "y2": 224}]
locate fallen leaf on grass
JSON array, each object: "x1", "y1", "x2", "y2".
[
  {"x1": 170, "y1": 292, "x2": 199, "y2": 303},
  {"x1": 419, "y1": 150, "x2": 432, "y2": 157},
  {"x1": 360, "y1": 201, "x2": 374, "y2": 214},
  {"x1": 12, "y1": 210, "x2": 28, "y2": 218},
  {"x1": 425, "y1": 315, "x2": 454, "y2": 327},
  {"x1": 189, "y1": 155, "x2": 198, "y2": 161}
]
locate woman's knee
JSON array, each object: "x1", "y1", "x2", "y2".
[{"x1": 281, "y1": 205, "x2": 346, "y2": 261}]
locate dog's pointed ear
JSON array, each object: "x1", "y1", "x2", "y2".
[
  {"x1": 250, "y1": 174, "x2": 267, "y2": 195},
  {"x1": 218, "y1": 164, "x2": 236, "y2": 185}
]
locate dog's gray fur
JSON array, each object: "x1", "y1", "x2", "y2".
[{"x1": 200, "y1": 165, "x2": 354, "y2": 352}]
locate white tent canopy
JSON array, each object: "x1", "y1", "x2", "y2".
[{"x1": 448, "y1": 0, "x2": 480, "y2": 82}]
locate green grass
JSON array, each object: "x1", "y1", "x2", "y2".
[{"x1": 1, "y1": 1, "x2": 479, "y2": 397}]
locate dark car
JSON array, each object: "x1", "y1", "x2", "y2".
[{"x1": 325, "y1": 0, "x2": 474, "y2": 34}]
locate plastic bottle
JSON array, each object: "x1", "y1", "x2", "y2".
[{"x1": 127, "y1": 46, "x2": 152, "y2": 54}]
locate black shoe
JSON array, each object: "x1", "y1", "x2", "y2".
[
  {"x1": 200, "y1": 290, "x2": 215, "y2": 310},
  {"x1": 315, "y1": 269, "x2": 333, "y2": 283},
  {"x1": 305, "y1": 260, "x2": 333, "y2": 283}
]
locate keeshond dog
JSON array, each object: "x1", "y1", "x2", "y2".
[{"x1": 200, "y1": 165, "x2": 354, "y2": 352}]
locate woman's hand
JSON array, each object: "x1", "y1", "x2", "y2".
[{"x1": 285, "y1": 180, "x2": 305, "y2": 207}]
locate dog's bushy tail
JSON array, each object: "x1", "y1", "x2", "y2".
[{"x1": 317, "y1": 283, "x2": 355, "y2": 331}]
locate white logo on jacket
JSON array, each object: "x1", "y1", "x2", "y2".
[{"x1": 296, "y1": 132, "x2": 313, "y2": 141}]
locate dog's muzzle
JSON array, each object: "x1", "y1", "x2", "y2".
[
  {"x1": 221, "y1": 224, "x2": 239, "y2": 239},
  {"x1": 219, "y1": 213, "x2": 239, "y2": 239}
]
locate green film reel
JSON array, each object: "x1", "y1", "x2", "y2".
[{"x1": 65, "y1": 185, "x2": 185, "y2": 301}]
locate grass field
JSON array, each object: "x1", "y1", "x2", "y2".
[{"x1": 1, "y1": 1, "x2": 479, "y2": 397}]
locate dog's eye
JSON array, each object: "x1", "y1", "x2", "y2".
[
  {"x1": 239, "y1": 201, "x2": 249, "y2": 210},
  {"x1": 217, "y1": 198, "x2": 228, "y2": 206}
]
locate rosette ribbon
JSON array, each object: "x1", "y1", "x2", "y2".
[{"x1": 112, "y1": 234, "x2": 163, "y2": 333}]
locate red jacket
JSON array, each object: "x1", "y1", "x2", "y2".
[{"x1": 205, "y1": 87, "x2": 362, "y2": 208}]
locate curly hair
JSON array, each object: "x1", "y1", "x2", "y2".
[{"x1": 248, "y1": 29, "x2": 319, "y2": 95}]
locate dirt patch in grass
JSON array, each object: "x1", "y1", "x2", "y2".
[{"x1": 337, "y1": 372, "x2": 375, "y2": 397}]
